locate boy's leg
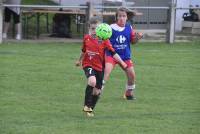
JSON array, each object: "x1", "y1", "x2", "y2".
[
  {"x1": 84, "y1": 84, "x2": 94, "y2": 111},
  {"x1": 83, "y1": 67, "x2": 96, "y2": 111},
  {"x1": 103, "y1": 56, "x2": 116, "y2": 89},
  {"x1": 91, "y1": 70, "x2": 103, "y2": 110},
  {"x1": 13, "y1": 12, "x2": 21, "y2": 40},
  {"x1": 3, "y1": 8, "x2": 11, "y2": 39},
  {"x1": 13, "y1": 12, "x2": 22, "y2": 40},
  {"x1": 2, "y1": 22, "x2": 9, "y2": 39},
  {"x1": 91, "y1": 88, "x2": 101, "y2": 110},
  {"x1": 15, "y1": 23, "x2": 21, "y2": 40},
  {"x1": 123, "y1": 60, "x2": 136, "y2": 100},
  {"x1": 124, "y1": 84, "x2": 136, "y2": 100},
  {"x1": 104, "y1": 62, "x2": 114, "y2": 81}
]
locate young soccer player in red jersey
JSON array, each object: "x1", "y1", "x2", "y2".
[
  {"x1": 103, "y1": 7, "x2": 143, "y2": 100},
  {"x1": 75, "y1": 17, "x2": 127, "y2": 117}
]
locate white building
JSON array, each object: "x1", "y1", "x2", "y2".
[{"x1": 52, "y1": 0, "x2": 200, "y2": 31}]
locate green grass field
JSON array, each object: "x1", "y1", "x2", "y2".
[{"x1": 0, "y1": 41, "x2": 200, "y2": 134}]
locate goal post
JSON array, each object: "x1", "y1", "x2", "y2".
[{"x1": 166, "y1": 2, "x2": 176, "y2": 44}]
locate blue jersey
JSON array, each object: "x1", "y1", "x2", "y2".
[{"x1": 106, "y1": 23, "x2": 132, "y2": 61}]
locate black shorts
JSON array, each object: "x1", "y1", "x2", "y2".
[
  {"x1": 83, "y1": 67, "x2": 103, "y2": 89},
  {"x1": 4, "y1": 7, "x2": 20, "y2": 24}
]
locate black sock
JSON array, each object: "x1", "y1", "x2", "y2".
[
  {"x1": 91, "y1": 95, "x2": 100, "y2": 110},
  {"x1": 84, "y1": 85, "x2": 94, "y2": 107}
]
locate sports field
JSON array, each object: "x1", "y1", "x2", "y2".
[{"x1": 0, "y1": 41, "x2": 200, "y2": 134}]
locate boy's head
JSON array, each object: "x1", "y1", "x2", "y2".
[
  {"x1": 116, "y1": 7, "x2": 136, "y2": 26},
  {"x1": 89, "y1": 16, "x2": 101, "y2": 35}
]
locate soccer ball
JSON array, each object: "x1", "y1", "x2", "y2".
[{"x1": 96, "y1": 23, "x2": 112, "y2": 40}]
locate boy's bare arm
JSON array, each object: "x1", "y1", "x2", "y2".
[
  {"x1": 113, "y1": 53, "x2": 127, "y2": 69},
  {"x1": 75, "y1": 52, "x2": 84, "y2": 66},
  {"x1": 131, "y1": 32, "x2": 143, "y2": 44}
]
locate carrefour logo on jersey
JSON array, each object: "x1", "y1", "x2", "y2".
[{"x1": 116, "y1": 35, "x2": 126, "y2": 44}]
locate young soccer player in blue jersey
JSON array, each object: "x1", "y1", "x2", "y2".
[{"x1": 103, "y1": 7, "x2": 143, "y2": 100}]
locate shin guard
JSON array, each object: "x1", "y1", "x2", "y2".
[
  {"x1": 91, "y1": 94, "x2": 100, "y2": 110},
  {"x1": 84, "y1": 85, "x2": 94, "y2": 107}
]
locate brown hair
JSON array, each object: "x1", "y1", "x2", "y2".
[
  {"x1": 89, "y1": 16, "x2": 102, "y2": 25},
  {"x1": 116, "y1": 7, "x2": 136, "y2": 20}
]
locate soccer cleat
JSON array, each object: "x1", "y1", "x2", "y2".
[
  {"x1": 123, "y1": 94, "x2": 136, "y2": 100},
  {"x1": 123, "y1": 90, "x2": 136, "y2": 100},
  {"x1": 83, "y1": 106, "x2": 93, "y2": 112},
  {"x1": 86, "y1": 112, "x2": 94, "y2": 117}
]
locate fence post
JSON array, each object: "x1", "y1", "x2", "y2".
[
  {"x1": 0, "y1": 1, "x2": 3, "y2": 44},
  {"x1": 85, "y1": 2, "x2": 93, "y2": 34},
  {"x1": 166, "y1": 2, "x2": 176, "y2": 44}
]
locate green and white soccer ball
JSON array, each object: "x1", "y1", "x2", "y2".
[{"x1": 96, "y1": 23, "x2": 112, "y2": 40}]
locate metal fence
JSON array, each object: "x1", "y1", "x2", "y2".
[{"x1": 0, "y1": 2, "x2": 199, "y2": 44}]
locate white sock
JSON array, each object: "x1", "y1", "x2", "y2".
[
  {"x1": 126, "y1": 84, "x2": 135, "y2": 91},
  {"x1": 16, "y1": 34, "x2": 21, "y2": 40}
]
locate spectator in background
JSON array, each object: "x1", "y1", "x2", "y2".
[
  {"x1": 194, "y1": 5, "x2": 200, "y2": 21},
  {"x1": 3, "y1": 0, "x2": 22, "y2": 40},
  {"x1": 183, "y1": 5, "x2": 199, "y2": 22},
  {"x1": 51, "y1": 8, "x2": 72, "y2": 38}
]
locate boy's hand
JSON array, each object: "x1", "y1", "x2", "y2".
[
  {"x1": 75, "y1": 60, "x2": 81, "y2": 66},
  {"x1": 136, "y1": 32, "x2": 143, "y2": 40},
  {"x1": 131, "y1": 32, "x2": 143, "y2": 44}
]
